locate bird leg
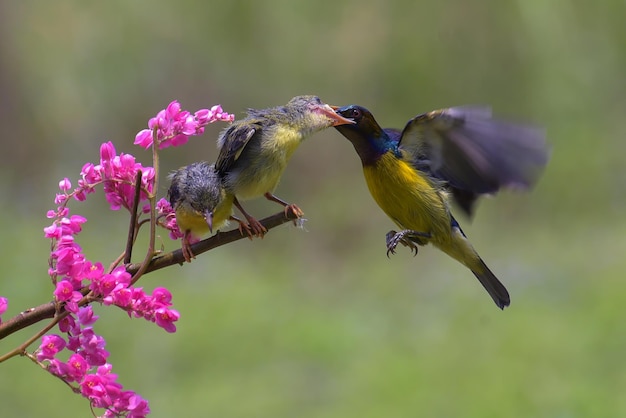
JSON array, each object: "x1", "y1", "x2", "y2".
[
  {"x1": 234, "y1": 197, "x2": 267, "y2": 237},
  {"x1": 386, "y1": 229, "x2": 431, "y2": 258},
  {"x1": 181, "y1": 230, "x2": 195, "y2": 263},
  {"x1": 228, "y1": 215, "x2": 256, "y2": 240},
  {"x1": 263, "y1": 192, "x2": 304, "y2": 219}
]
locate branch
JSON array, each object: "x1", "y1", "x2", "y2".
[{"x1": 0, "y1": 209, "x2": 299, "y2": 341}]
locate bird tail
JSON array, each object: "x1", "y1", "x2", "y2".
[{"x1": 471, "y1": 258, "x2": 510, "y2": 310}]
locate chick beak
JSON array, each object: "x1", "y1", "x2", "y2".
[
  {"x1": 318, "y1": 104, "x2": 355, "y2": 126},
  {"x1": 205, "y1": 210, "x2": 214, "y2": 233}
]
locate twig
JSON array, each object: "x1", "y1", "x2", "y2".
[
  {"x1": 124, "y1": 171, "x2": 143, "y2": 264},
  {"x1": 0, "y1": 209, "x2": 299, "y2": 341}
]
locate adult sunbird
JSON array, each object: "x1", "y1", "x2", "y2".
[
  {"x1": 168, "y1": 161, "x2": 235, "y2": 262},
  {"x1": 334, "y1": 105, "x2": 547, "y2": 309},
  {"x1": 216, "y1": 95, "x2": 354, "y2": 236}
]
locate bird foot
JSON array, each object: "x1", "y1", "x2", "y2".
[
  {"x1": 233, "y1": 199, "x2": 267, "y2": 238},
  {"x1": 181, "y1": 233, "x2": 195, "y2": 263},
  {"x1": 284, "y1": 204, "x2": 304, "y2": 219},
  {"x1": 243, "y1": 216, "x2": 267, "y2": 238},
  {"x1": 264, "y1": 192, "x2": 304, "y2": 221},
  {"x1": 385, "y1": 229, "x2": 431, "y2": 258}
]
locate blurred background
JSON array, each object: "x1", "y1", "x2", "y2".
[{"x1": 1, "y1": 1, "x2": 625, "y2": 417}]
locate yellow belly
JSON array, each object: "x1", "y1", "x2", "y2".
[
  {"x1": 234, "y1": 125, "x2": 302, "y2": 200},
  {"x1": 176, "y1": 193, "x2": 235, "y2": 238},
  {"x1": 362, "y1": 153, "x2": 451, "y2": 240}
]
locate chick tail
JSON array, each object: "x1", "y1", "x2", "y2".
[{"x1": 471, "y1": 258, "x2": 510, "y2": 310}]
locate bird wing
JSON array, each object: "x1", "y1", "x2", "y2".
[
  {"x1": 397, "y1": 106, "x2": 548, "y2": 196},
  {"x1": 215, "y1": 122, "x2": 259, "y2": 174}
]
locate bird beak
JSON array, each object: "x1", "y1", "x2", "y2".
[
  {"x1": 319, "y1": 104, "x2": 355, "y2": 126},
  {"x1": 205, "y1": 210, "x2": 214, "y2": 233}
]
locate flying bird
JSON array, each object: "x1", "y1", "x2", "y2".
[{"x1": 334, "y1": 105, "x2": 547, "y2": 309}]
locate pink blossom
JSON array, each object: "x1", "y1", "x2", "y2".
[
  {"x1": 134, "y1": 100, "x2": 234, "y2": 149},
  {"x1": 152, "y1": 287, "x2": 172, "y2": 306},
  {"x1": 154, "y1": 307, "x2": 180, "y2": 333},
  {"x1": 126, "y1": 393, "x2": 151, "y2": 417},
  {"x1": 0, "y1": 296, "x2": 7, "y2": 324},
  {"x1": 37, "y1": 334, "x2": 67, "y2": 361},
  {"x1": 79, "y1": 328, "x2": 109, "y2": 366},
  {"x1": 59, "y1": 178, "x2": 72, "y2": 191},
  {"x1": 64, "y1": 290, "x2": 83, "y2": 314},
  {"x1": 59, "y1": 314, "x2": 79, "y2": 334},
  {"x1": 48, "y1": 358, "x2": 70, "y2": 378},
  {"x1": 53, "y1": 281, "x2": 75, "y2": 302},
  {"x1": 77, "y1": 306, "x2": 98, "y2": 326},
  {"x1": 66, "y1": 353, "x2": 89, "y2": 382}
]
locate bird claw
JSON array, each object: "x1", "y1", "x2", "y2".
[
  {"x1": 245, "y1": 217, "x2": 267, "y2": 238},
  {"x1": 284, "y1": 203, "x2": 304, "y2": 219},
  {"x1": 181, "y1": 234, "x2": 195, "y2": 263},
  {"x1": 385, "y1": 229, "x2": 430, "y2": 258}
]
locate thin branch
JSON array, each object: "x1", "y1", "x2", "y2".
[
  {"x1": 129, "y1": 130, "x2": 160, "y2": 285},
  {"x1": 124, "y1": 170, "x2": 143, "y2": 265},
  {"x1": 0, "y1": 209, "x2": 299, "y2": 341}
]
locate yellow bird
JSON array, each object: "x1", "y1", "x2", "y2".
[
  {"x1": 334, "y1": 105, "x2": 548, "y2": 309},
  {"x1": 168, "y1": 161, "x2": 234, "y2": 262},
  {"x1": 215, "y1": 95, "x2": 354, "y2": 236}
]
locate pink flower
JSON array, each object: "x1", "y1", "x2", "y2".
[
  {"x1": 53, "y1": 281, "x2": 75, "y2": 302},
  {"x1": 0, "y1": 296, "x2": 8, "y2": 317},
  {"x1": 59, "y1": 178, "x2": 72, "y2": 191},
  {"x1": 126, "y1": 393, "x2": 151, "y2": 417},
  {"x1": 66, "y1": 353, "x2": 89, "y2": 382},
  {"x1": 79, "y1": 328, "x2": 109, "y2": 366},
  {"x1": 78, "y1": 306, "x2": 98, "y2": 326},
  {"x1": 37, "y1": 334, "x2": 67, "y2": 361},
  {"x1": 64, "y1": 290, "x2": 83, "y2": 314},
  {"x1": 48, "y1": 358, "x2": 70, "y2": 378},
  {"x1": 154, "y1": 307, "x2": 180, "y2": 333},
  {"x1": 134, "y1": 100, "x2": 234, "y2": 149},
  {"x1": 152, "y1": 287, "x2": 172, "y2": 306},
  {"x1": 59, "y1": 314, "x2": 79, "y2": 334},
  {"x1": 81, "y1": 374, "x2": 111, "y2": 408},
  {"x1": 134, "y1": 129, "x2": 153, "y2": 148}
]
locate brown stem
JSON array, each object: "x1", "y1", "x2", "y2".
[
  {"x1": 124, "y1": 170, "x2": 143, "y2": 264},
  {"x1": 0, "y1": 209, "x2": 298, "y2": 342}
]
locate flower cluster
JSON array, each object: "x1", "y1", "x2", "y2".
[
  {"x1": 155, "y1": 198, "x2": 184, "y2": 240},
  {"x1": 12, "y1": 100, "x2": 235, "y2": 417},
  {"x1": 37, "y1": 307, "x2": 150, "y2": 417},
  {"x1": 48, "y1": 141, "x2": 155, "y2": 218},
  {"x1": 44, "y1": 182, "x2": 179, "y2": 416},
  {"x1": 134, "y1": 101, "x2": 234, "y2": 149}
]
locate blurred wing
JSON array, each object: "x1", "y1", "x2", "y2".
[
  {"x1": 215, "y1": 122, "x2": 258, "y2": 174},
  {"x1": 398, "y1": 106, "x2": 548, "y2": 195}
]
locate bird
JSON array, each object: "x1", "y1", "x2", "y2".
[
  {"x1": 168, "y1": 161, "x2": 236, "y2": 262},
  {"x1": 215, "y1": 95, "x2": 354, "y2": 236},
  {"x1": 333, "y1": 105, "x2": 548, "y2": 309}
]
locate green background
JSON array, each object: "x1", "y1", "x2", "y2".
[{"x1": 1, "y1": 1, "x2": 624, "y2": 417}]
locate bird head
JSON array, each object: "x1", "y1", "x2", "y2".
[
  {"x1": 280, "y1": 96, "x2": 354, "y2": 135},
  {"x1": 333, "y1": 105, "x2": 394, "y2": 165}
]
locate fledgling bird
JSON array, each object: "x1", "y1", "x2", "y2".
[
  {"x1": 334, "y1": 105, "x2": 548, "y2": 309},
  {"x1": 168, "y1": 161, "x2": 235, "y2": 262},
  {"x1": 215, "y1": 95, "x2": 354, "y2": 236}
]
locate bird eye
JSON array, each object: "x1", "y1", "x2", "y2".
[{"x1": 349, "y1": 108, "x2": 362, "y2": 119}]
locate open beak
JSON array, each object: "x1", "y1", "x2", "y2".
[
  {"x1": 319, "y1": 104, "x2": 355, "y2": 126},
  {"x1": 205, "y1": 210, "x2": 214, "y2": 233}
]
